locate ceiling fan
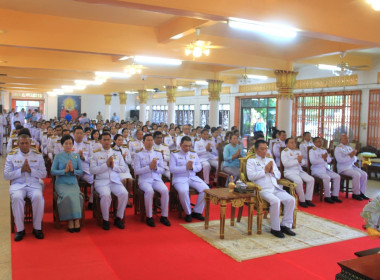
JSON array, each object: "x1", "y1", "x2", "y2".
[
  {"x1": 184, "y1": 28, "x2": 224, "y2": 58},
  {"x1": 318, "y1": 52, "x2": 369, "y2": 76}
]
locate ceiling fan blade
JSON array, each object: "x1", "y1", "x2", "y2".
[{"x1": 348, "y1": 65, "x2": 369, "y2": 70}]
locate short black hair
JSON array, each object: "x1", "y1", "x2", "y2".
[
  {"x1": 279, "y1": 130, "x2": 286, "y2": 135},
  {"x1": 73, "y1": 126, "x2": 83, "y2": 133},
  {"x1": 143, "y1": 133, "x2": 153, "y2": 141},
  {"x1": 303, "y1": 131, "x2": 311, "y2": 137},
  {"x1": 313, "y1": 136, "x2": 320, "y2": 143},
  {"x1": 55, "y1": 125, "x2": 62, "y2": 130},
  {"x1": 84, "y1": 127, "x2": 91, "y2": 132},
  {"x1": 255, "y1": 140, "x2": 267, "y2": 149},
  {"x1": 153, "y1": 131, "x2": 162, "y2": 139},
  {"x1": 100, "y1": 132, "x2": 111, "y2": 140},
  {"x1": 15, "y1": 125, "x2": 24, "y2": 130},
  {"x1": 114, "y1": 133, "x2": 122, "y2": 141},
  {"x1": 91, "y1": 129, "x2": 99, "y2": 140},
  {"x1": 14, "y1": 121, "x2": 21, "y2": 126},
  {"x1": 201, "y1": 128, "x2": 209, "y2": 134},
  {"x1": 204, "y1": 125, "x2": 210, "y2": 130},
  {"x1": 181, "y1": 136, "x2": 192, "y2": 144},
  {"x1": 211, "y1": 127, "x2": 217, "y2": 133},
  {"x1": 61, "y1": 134, "x2": 74, "y2": 145},
  {"x1": 285, "y1": 137, "x2": 293, "y2": 145},
  {"x1": 17, "y1": 128, "x2": 31, "y2": 137}
]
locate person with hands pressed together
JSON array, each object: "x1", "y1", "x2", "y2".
[
  {"x1": 170, "y1": 136, "x2": 209, "y2": 222},
  {"x1": 133, "y1": 134, "x2": 170, "y2": 227},
  {"x1": 222, "y1": 134, "x2": 246, "y2": 182},
  {"x1": 51, "y1": 135, "x2": 84, "y2": 233}
]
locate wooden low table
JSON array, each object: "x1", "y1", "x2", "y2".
[
  {"x1": 204, "y1": 188, "x2": 255, "y2": 239},
  {"x1": 336, "y1": 254, "x2": 380, "y2": 280}
]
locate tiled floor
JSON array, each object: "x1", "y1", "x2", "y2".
[{"x1": 0, "y1": 154, "x2": 379, "y2": 280}]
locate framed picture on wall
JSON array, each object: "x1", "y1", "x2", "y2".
[{"x1": 58, "y1": 95, "x2": 81, "y2": 120}]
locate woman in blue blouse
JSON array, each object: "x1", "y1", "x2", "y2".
[
  {"x1": 223, "y1": 134, "x2": 246, "y2": 182},
  {"x1": 51, "y1": 135, "x2": 83, "y2": 233}
]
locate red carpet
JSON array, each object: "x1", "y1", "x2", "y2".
[{"x1": 11, "y1": 179, "x2": 380, "y2": 280}]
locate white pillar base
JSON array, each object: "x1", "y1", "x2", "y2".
[
  {"x1": 167, "y1": 102, "x2": 175, "y2": 124},
  {"x1": 139, "y1": 103, "x2": 147, "y2": 123},
  {"x1": 105, "y1": 104, "x2": 111, "y2": 121},
  {"x1": 209, "y1": 100, "x2": 220, "y2": 127},
  {"x1": 277, "y1": 97, "x2": 293, "y2": 135},
  {"x1": 120, "y1": 104, "x2": 126, "y2": 121}
]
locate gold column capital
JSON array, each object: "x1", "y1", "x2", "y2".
[
  {"x1": 274, "y1": 70, "x2": 298, "y2": 99},
  {"x1": 104, "y1": 94, "x2": 112, "y2": 105},
  {"x1": 138, "y1": 90, "x2": 149, "y2": 104},
  {"x1": 118, "y1": 92, "x2": 127, "y2": 104},
  {"x1": 166, "y1": 86, "x2": 177, "y2": 103},
  {"x1": 207, "y1": 79, "x2": 223, "y2": 102}
]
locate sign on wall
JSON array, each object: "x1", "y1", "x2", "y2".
[{"x1": 57, "y1": 95, "x2": 81, "y2": 120}]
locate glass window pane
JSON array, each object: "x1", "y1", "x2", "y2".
[
  {"x1": 136, "y1": 106, "x2": 140, "y2": 110},
  {"x1": 268, "y1": 98, "x2": 276, "y2": 107},
  {"x1": 259, "y1": 99, "x2": 267, "y2": 107},
  {"x1": 175, "y1": 105, "x2": 178, "y2": 110},
  {"x1": 190, "y1": 105, "x2": 194, "y2": 110},
  {"x1": 251, "y1": 99, "x2": 259, "y2": 107}
]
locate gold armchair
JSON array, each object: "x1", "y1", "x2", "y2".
[{"x1": 237, "y1": 155, "x2": 298, "y2": 234}]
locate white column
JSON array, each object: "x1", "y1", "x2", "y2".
[
  {"x1": 119, "y1": 92, "x2": 127, "y2": 121},
  {"x1": 120, "y1": 104, "x2": 126, "y2": 121},
  {"x1": 139, "y1": 103, "x2": 147, "y2": 123},
  {"x1": 209, "y1": 99, "x2": 220, "y2": 127},
  {"x1": 104, "y1": 94, "x2": 112, "y2": 121},
  {"x1": 168, "y1": 102, "x2": 175, "y2": 124},
  {"x1": 277, "y1": 98, "x2": 293, "y2": 134}
]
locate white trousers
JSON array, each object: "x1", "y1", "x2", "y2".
[
  {"x1": 222, "y1": 166, "x2": 240, "y2": 182},
  {"x1": 139, "y1": 180, "x2": 169, "y2": 218},
  {"x1": 10, "y1": 186, "x2": 44, "y2": 231},
  {"x1": 79, "y1": 173, "x2": 94, "y2": 202},
  {"x1": 340, "y1": 167, "x2": 367, "y2": 195},
  {"x1": 95, "y1": 182, "x2": 128, "y2": 221},
  {"x1": 312, "y1": 170, "x2": 340, "y2": 197},
  {"x1": 162, "y1": 170, "x2": 170, "y2": 180},
  {"x1": 174, "y1": 179, "x2": 209, "y2": 215},
  {"x1": 260, "y1": 189, "x2": 295, "y2": 231},
  {"x1": 200, "y1": 159, "x2": 218, "y2": 184},
  {"x1": 285, "y1": 171, "x2": 315, "y2": 202}
]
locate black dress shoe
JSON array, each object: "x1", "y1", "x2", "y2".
[
  {"x1": 270, "y1": 229, "x2": 285, "y2": 238},
  {"x1": 306, "y1": 200, "x2": 315, "y2": 207},
  {"x1": 74, "y1": 227, "x2": 81, "y2": 233},
  {"x1": 324, "y1": 197, "x2": 334, "y2": 204},
  {"x1": 191, "y1": 212, "x2": 205, "y2": 221},
  {"x1": 126, "y1": 203, "x2": 133, "y2": 208},
  {"x1": 146, "y1": 217, "x2": 155, "y2": 227},
  {"x1": 332, "y1": 196, "x2": 342, "y2": 203},
  {"x1": 160, "y1": 216, "x2": 171, "y2": 226},
  {"x1": 185, "y1": 215, "x2": 192, "y2": 222},
  {"x1": 280, "y1": 226, "x2": 296, "y2": 236},
  {"x1": 299, "y1": 202, "x2": 308, "y2": 208},
  {"x1": 33, "y1": 229, "x2": 44, "y2": 239},
  {"x1": 102, "y1": 220, "x2": 110, "y2": 230},
  {"x1": 14, "y1": 230, "x2": 25, "y2": 242},
  {"x1": 352, "y1": 194, "x2": 363, "y2": 201},
  {"x1": 87, "y1": 202, "x2": 93, "y2": 210},
  {"x1": 360, "y1": 193, "x2": 370, "y2": 200},
  {"x1": 68, "y1": 228, "x2": 75, "y2": 233},
  {"x1": 114, "y1": 217, "x2": 125, "y2": 229}
]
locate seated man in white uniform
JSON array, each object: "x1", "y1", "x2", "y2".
[
  {"x1": 273, "y1": 130, "x2": 287, "y2": 168},
  {"x1": 170, "y1": 136, "x2": 209, "y2": 222},
  {"x1": 152, "y1": 131, "x2": 171, "y2": 180},
  {"x1": 309, "y1": 137, "x2": 342, "y2": 204},
  {"x1": 133, "y1": 133, "x2": 171, "y2": 227},
  {"x1": 247, "y1": 140, "x2": 296, "y2": 238},
  {"x1": 164, "y1": 128, "x2": 177, "y2": 151},
  {"x1": 299, "y1": 131, "x2": 314, "y2": 164},
  {"x1": 281, "y1": 138, "x2": 315, "y2": 208},
  {"x1": 90, "y1": 133, "x2": 128, "y2": 230},
  {"x1": 194, "y1": 128, "x2": 218, "y2": 187},
  {"x1": 4, "y1": 133, "x2": 47, "y2": 241},
  {"x1": 334, "y1": 134, "x2": 369, "y2": 201},
  {"x1": 129, "y1": 130, "x2": 144, "y2": 160}
]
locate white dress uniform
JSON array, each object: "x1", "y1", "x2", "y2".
[
  {"x1": 53, "y1": 138, "x2": 64, "y2": 156},
  {"x1": 128, "y1": 139, "x2": 143, "y2": 160},
  {"x1": 73, "y1": 140, "x2": 94, "y2": 185},
  {"x1": 269, "y1": 138, "x2": 280, "y2": 153},
  {"x1": 153, "y1": 143, "x2": 171, "y2": 179},
  {"x1": 47, "y1": 135, "x2": 60, "y2": 160},
  {"x1": 334, "y1": 144, "x2": 367, "y2": 195},
  {"x1": 0, "y1": 114, "x2": 4, "y2": 154},
  {"x1": 4, "y1": 148, "x2": 47, "y2": 232},
  {"x1": 133, "y1": 148, "x2": 169, "y2": 218},
  {"x1": 40, "y1": 132, "x2": 49, "y2": 155},
  {"x1": 299, "y1": 140, "x2": 314, "y2": 165},
  {"x1": 247, "y1": 155, "x2": 295, "y2": 231},
  {"x1": 164, "y1": 134, "x2": 177, "y2": 151},
  {"x1": 176, "y1": 134, "x2": 194, "y2": 150},
  {"x1": 281, "y1": 148, "x2": 315, "y2": 202},
  {"x1": 194, "y1": 138, "x2": 218, "y2": 185},
  {"x1": 113, "y1": 145, "x2": 132, "y2": 179},
  {"x1": 309, "y1": 146, "x2": 340, "y2": 197},
  {"x1": 273, "y1": 140, "x2": 286, "y2": 168},
  {"x1": 90, "y1": 147, "x2": 128, "y2": 221},
  {"x1": 169, "y1": 150, "x2": 209, "y2": 215},
  {"x1": 90, "y1": 140, "x2": 102, "y2": 151}
]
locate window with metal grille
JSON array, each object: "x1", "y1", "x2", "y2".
[
  {"x1": 367, "y1": 90, "x2": 380, "y2": 149},
  {"x1": 175, "y1": 105, "x2": 194, "y2": 126},
  {"x1": 291, "y1": 91, "x2": 361, "y2": 141},
  {"x1": 152, "y1": 105, "x2": 168, "y2": 124},
  {"x1": 199, "y1": 104, "x2": 230, "y2": 129}
]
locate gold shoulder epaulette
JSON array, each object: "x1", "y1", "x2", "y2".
[
  {"x1": 267, "y1": 154, "x2": 273, "y2": 158},
  {"x1": 56, "y1": 140, "x2": 60, "y2": 143},
  {"x1": 322, "y1": 147, "x2": 326, "y2": 150},
  {"x1": 84, "y1": 141, "x2": 90, "y2": 145},
  {"x1": 32, "y1": 149, "x2": 41, "y2": 154},
  {"x1": 250, "y1": 155, "x2": 257, "y2": 159},
  {"x1": 122, "y1": 144, "x2": 128, "y2": 148},
  {"x1": 8, "y1": 150, "x2": 17, "y2": 155},
  {"x1": 11, "y1": 134, "x2": 16, "y2": 138},
  {"x1": 162, "y1": 143, "x2": 167, "y2": 146},
  {"x1": 172, "y1": 150, "x2": 180, "y2": 153},
  {"x1": 136, "y1": 148, "x2": 143, "y2": 153},
  {"x1": 164, "y1": 134, "x2": 169, "y2": 137},
  {"x1": 43, "y1": 132, "x2": 47, "y2": 135},
  {"x1": 337, "y1": 144, "x2": 343, "y2": 147},
  {"x1": 312, "y1": 147, "x2": 317, "y2": 150},
  {"x1": 284, "y1": 148, "x2": 289, "y2": 151},
  {"x1": 190, "y1": 150, "x2": 196, "y2": 153},
  {"x1": 153, "y1": 149, "x2": 161, "y2": 153},
  {"x1": 93, "y1": 149, "x2": 101, "y2": 153},
  {"x1": 195, "y1": 139, "x2": 200, "y2": 141},
  {"x1": 130, "y1": 139, "x2": 136, "y2": 142},
  {"x1": 11, "y1": 146, "x2": 18, "y2": 151}
]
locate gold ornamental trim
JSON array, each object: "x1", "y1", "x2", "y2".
[
  {"x1": 138, "y1": 90, "x2": 149, "y2": 104},
  {"x1": 207, "y1": 79, "x2": 223, "y2": 102},
  {"x1": 377, "y1": 72, "x2": 380, "y2": 84},
  {"x1": 104, "y1": 94, "x2": 112, "y2": 105},
  {"x1": 201, "y1": 86, "x2": 230, "y2": 96},
  {"x1": 118, "y1": 92, "x2": 127, "y2": 105},
  {"x1": 231, "y1": 198, "x2": 246, "y2": 208},
  {"x1": 166, "y1": 86, "x2": 177, "y2": 103},
  {"x1": 275, "y1": 70, "x2": 298, "y2": 99},
  {"x1": 211, "y1": 196, "x2": 220, "y2": 205}
]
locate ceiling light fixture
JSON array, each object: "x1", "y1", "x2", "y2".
[
  {"x1": 124, "y1": 63, "x2": 144, "y2": 75},
  {"x1": 228, "y1": 17, "x2": 298, "y2": 38},
  {"x1": 366, "y1": 0, "x2": 380, "y2": 11},
  {"x1": 246, "y1": 74, "x2": 268, "y2": 80},
  {"x1": 95, "y1": 71, "x2": 131, "y2": 79},
  {"x1": 317, "y1": 64, "x2": 352, "y2": 76},
  {"x1": 185, "y1": 28, "x2": 212, "y2": 58},
  {"x1": 171, "y1": 34, "x2": 184, "y2": 40},
  {"x1": 119, "y1": 56, "x2": 132, "y2": 61},
  {"x1": 195, "y1": 80, "x2": 208, "y2": 86},
  {"x1": 125, "y1": 91, "x2": 138, "y2": 94},
  {"x1": 134, "y1": 56, "x2": 182, "y2": 65}
]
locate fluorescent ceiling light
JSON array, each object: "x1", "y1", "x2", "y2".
[
  {"x1": 53, "y1": 88, "x2": 68, "y2": 93},
  {"x1": 195, "y1": 80, "x2": 208, "y2": 86},
  {"x1": 146, "y1": 89, "x2": 155, "y2": 92},
  {"x1": 62, "y1": 85, "x2": 86, "y2": 90},
  {"x1": 125, "y1": 91, "x2": 138, "y2": 94},
  {"x1": 228, "y1": 17, "x2": 298, "y2": 38},
  {"x1": 119, "y1": 56, "x2": 131, "y2": 61},
  {"x1": 95, "y1": 71, "x2": 131, "y2": 79},
  {"x1": 318, "y1": 64, "x2": 341, "y2": 71},
  {"x1": 177, "y1": 86, "x2": 183, "y2": 90},
  {"x1": 134, "y1": 56, "x2": 182, "y2": 65},
  {"x1": 75, "y1": 80, "x2": 104, "y2": 86},
  {"x1": 170, "y1": 34, "x2": 184, "y2": 40},
  {"x1": 246, "y1": 75, "x2": 268, "y2": 80}
]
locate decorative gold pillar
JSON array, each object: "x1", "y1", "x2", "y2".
[
  {"x1": 104, "y1": 94, "x2": 112, "y2": 121},
  {"x1": 119, "y1": 92, "x2": 127, "y2": 121},
  {"x1": 207, "y1": 80, "x2": 223, "y2": 127},
  {"x1": 166, "y1": 86, "x2": 177, "y2": 124},
  {"x1": 274, "y1": 70, "x2": 298, "y2": 135},
  {"x1": 138, "y1": 90, "x2": 149, "y2": 122}
]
